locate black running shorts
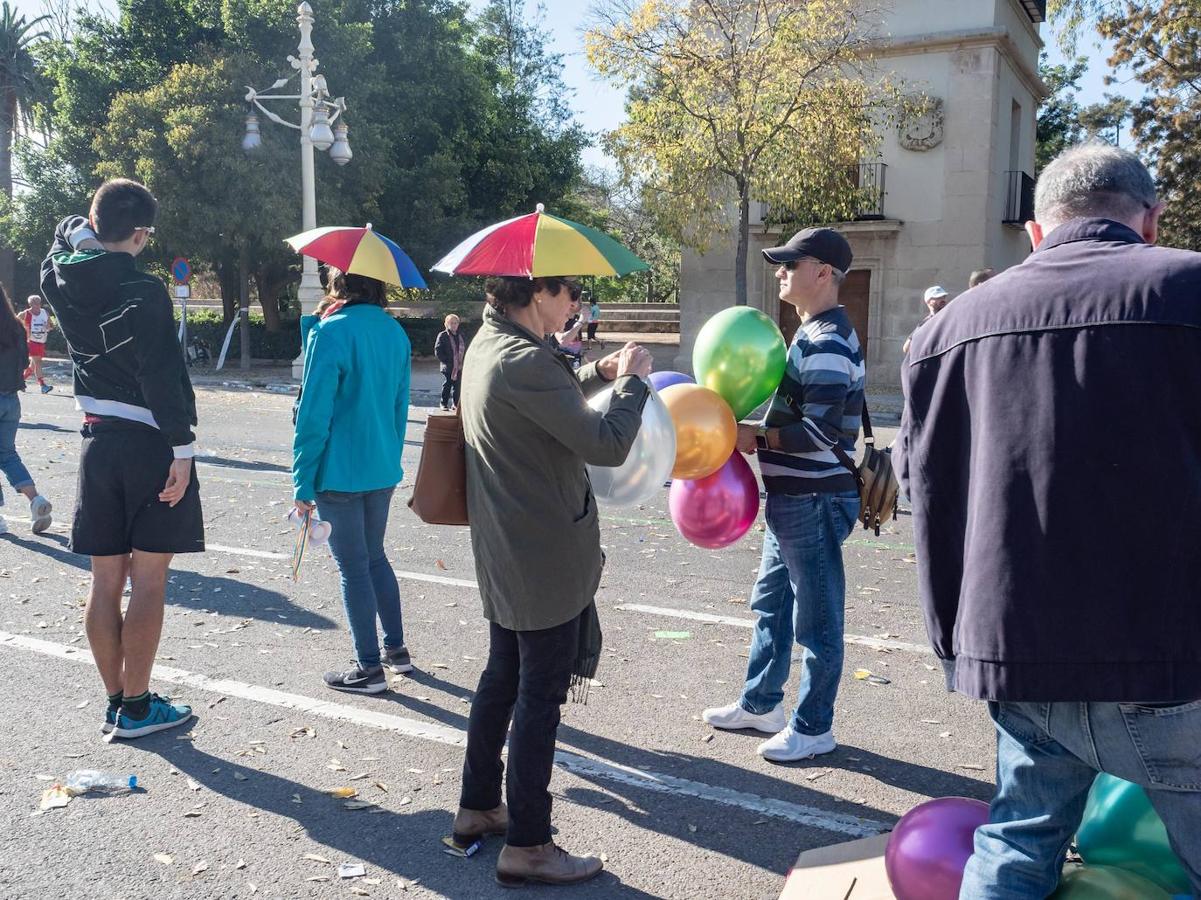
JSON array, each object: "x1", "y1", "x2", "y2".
[{"x1": 70, "y1": 420, "x2": 205, "y2": 556}]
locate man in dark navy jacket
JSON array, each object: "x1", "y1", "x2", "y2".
[{"x1": 898, "y1": 144, "x2": 1201, "y2": 898}]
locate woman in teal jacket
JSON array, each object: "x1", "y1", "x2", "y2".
[{"x1": 292, "y1": 269, "x2": 412, "y2": 694}]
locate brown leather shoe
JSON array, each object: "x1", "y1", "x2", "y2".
[
  {"x1": 496, "y1": 841, "x2": 603, "y2": 887},
  {"x1": 452, "y1": 804, "x2": 508, "y2": 845}
]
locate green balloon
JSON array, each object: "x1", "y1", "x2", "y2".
[
  {"x1": 692, "y1": 307, "x2": 787, "y2": 421},
  {"x1": 1050, "y1": 864, "x2": 1172, "y2": 900},
  {"x1": 1076, "y1": 774, "x2": 1192, "y2": 895}
]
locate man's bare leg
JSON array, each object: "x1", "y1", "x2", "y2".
[
  {"x1": 85, "y1": 554, "x2": 130, "y2": 696},
  {"x1": 122, "y1": 550, "x2": 173, "y2": 697}
]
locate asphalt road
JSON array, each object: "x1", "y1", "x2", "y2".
[{"x1": 0, "y1": 378, "x2": 996, "y2": 900}]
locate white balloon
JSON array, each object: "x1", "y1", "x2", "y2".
[{"x1": 587, "y1": 382, "x2": 677, "y2": 507}]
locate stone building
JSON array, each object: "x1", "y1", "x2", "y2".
[{"x1": 675, "y1": 0, "x2": 1048, "y2": 386}]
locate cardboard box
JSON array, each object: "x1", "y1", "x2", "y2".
[{"x1": 779, "y1": 833, "x2": 895, "y2": 900}]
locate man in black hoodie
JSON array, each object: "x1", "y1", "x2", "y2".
[{"x1": 41, "y1": 178, "x2": 201, "y2": 739}]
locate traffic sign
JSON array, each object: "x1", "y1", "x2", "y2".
[{"x1": 171, "y1": 257, "x2": 192, "y2": 284}]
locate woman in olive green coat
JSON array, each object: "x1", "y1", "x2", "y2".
[{"x1": 452, "y1": 275, "x2": 652, "y2": 887}]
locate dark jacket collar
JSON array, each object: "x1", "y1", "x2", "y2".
[{"x1": 1035, "y1": 218, "x2": 1145, "y2": 254}]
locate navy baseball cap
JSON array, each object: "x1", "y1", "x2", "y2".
[{"x1": 763, "y1": 227, "x2": 853, "y2": 273}]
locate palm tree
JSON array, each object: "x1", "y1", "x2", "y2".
[{"x1": 0, "y1": 2, "x2": 48, "y2": 293}]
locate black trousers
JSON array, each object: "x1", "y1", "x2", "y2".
[
  {"x1": 460, "y1": 611, "x2": 582, "y2": 846},
  {"x1": 441, "y1": 372, "x2": 461, "y2": 408},
  {"x1": 586, "y1": 322, "x2": 598, "y2": 341}
]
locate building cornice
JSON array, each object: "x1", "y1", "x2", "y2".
[
  {"x1": 866, "y1": 27, "x2": 1050, "y2": 102},
  {"x1": 752, "y1": 219, "x2": 904, "y2": 237}
]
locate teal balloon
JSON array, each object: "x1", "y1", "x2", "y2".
[
  {"x1": 692, "y1": 307, "x2": 787, "y2": 421},
  {"x1": 1050, "y1": 864, "x2": 1172, "y2": 900},
  {"x1": 1076, "y1": 774, "x2": 1192, "y2": 895}
]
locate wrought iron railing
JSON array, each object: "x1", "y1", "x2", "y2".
[
  {"x1": 1003, "y1": 170, "x2": 1035, "y2": 226},
  {"x1": 757, "y1": 162, "x2": 888, "y2": 226}
]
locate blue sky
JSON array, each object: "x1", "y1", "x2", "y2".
[{"x1": 15, "y1": 0, "x2": 1144, "y2": 162}]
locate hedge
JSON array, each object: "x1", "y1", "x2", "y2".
[{"x1": 43, "y1": 309, "x2": 482, "y2": 361}]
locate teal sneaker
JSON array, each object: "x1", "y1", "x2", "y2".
[
  {"x1": 111, "y1": 694, "x2": 193, "y2": 739},
  {"x1": 101, "y1": 707, "x2": 117, "y2": 734}
]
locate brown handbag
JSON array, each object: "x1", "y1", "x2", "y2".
[
  {"x1": 407, "y1": 410, "x2": 469, "y2": 526},
  {"x1": 832, "y1": 406, "x2": 900, "y2": 537}
]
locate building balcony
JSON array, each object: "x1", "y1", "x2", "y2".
[
  {"x1": 752, "y1": 162, "x2": 888, "y2": 228},
  {"x1": 1003, "y1": 169, "x2": 1035, "y2": 227}
]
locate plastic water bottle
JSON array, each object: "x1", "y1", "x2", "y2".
[{"x1": 63, "y1": 770, "x2": 137, "y2": 794}]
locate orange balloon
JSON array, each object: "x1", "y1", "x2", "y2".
[{"x1": 660, "y1": 384, "x2": 738, "y2": 480}]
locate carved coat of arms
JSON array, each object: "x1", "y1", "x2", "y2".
[{"x1": 899, "y1": 95, "x2": 944, "y2": 151}]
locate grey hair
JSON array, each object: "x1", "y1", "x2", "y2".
[
  {"x1": 1034, "y1": 143, "x2": 1157, "y2": 227},
  {"x1": 830, "y1": 267, "x2": 847, "y2": 286}
]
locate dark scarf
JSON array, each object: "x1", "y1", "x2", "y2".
[{"x1": 570, "y1": 602, "x2": 602, "y2": 704}]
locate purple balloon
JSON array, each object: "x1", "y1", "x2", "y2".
[
  {"x1": 649, "y1": 370, "x2": 695, "y2": 392},
  {"x1": 668, "y1": 452, "x2": 760, "y2": 549},
  {"x1": 885, "y1": 798, "x2": 990, "y2": 900}
]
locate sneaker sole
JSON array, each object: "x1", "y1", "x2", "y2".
[
  {"x1": 325, "y1": 681, "x2": 388, "y2": 694},
  {"x1": 31, "y1": 515, "x2": 52, "y2": 534},
  {"x1": 384, "y1": 661, "x2": 414, "y2": 674},
  {"x1": 703, "y1": 713, "x2": 788, "y2": 735},
  {"x1": 759, "y1": 740, "x2": 837, "y2": 763},
  {"x1": 110, "y1": 711, "x2": 194, "y2": 739}
]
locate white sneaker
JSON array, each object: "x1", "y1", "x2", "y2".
[
  {"x1": 757, "y1": 727, "x2": 836, "y2": 762},
  {"x1": 29, "y1": 495, "x2": 52, "y2": 534},
  {"x1": 702, "y1": 702, "x2": 789, "y2": 734},
  {"x1": 0, "y1": 515, "x2": 7, "y2": 535}
]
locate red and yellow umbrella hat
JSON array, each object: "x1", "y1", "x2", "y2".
[{"x1": 431, "y1": 204, "x2": 648, "y2": 278}]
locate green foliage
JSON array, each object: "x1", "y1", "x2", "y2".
[
  {"x1": 1036, "y1": 54, "x2": 1087, "y2": 172},
  {"x1": 4, "y1": 0, "x2": 591, "y2": 306},
  {"x1": 1047, "y1": 0, "x2": 1201, "y2": 251},
  {"x1": 586, "y1": 0, "x2": 900, "y2": 305}
]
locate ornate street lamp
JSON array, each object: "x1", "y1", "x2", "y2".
[{"x1": 242, "y1": 1, "x2": 351, "y2": 375}]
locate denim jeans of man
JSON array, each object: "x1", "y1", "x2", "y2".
[
  {"x1": 0, "y1": 392, "x2": 34, "y2": 508},
  {"x1": 315, "y1": 487, "x2": 403, "y2": 669},
  {"x1": 738, "y1": 490, "x2": 860, "y2": 735},
  {"x1": 460, "y1": 612, "x2": 582, "y2": 847},
  {"x1": 960, "y1": 700, "x2": 1201, "y2": 899}
]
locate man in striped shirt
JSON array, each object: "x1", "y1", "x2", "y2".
[{"x1": 703, "y1": 227, "x2": 865, "y2": 763}]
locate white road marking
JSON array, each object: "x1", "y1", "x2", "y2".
[
  {"x1": 0, "y1": 630, "x2": 888, "y2": 838},
  {"x1": 615, "y1": 603, "x2": 935, "y2": 656},
  {"x1": 35, "y1": 535, "x2": 930, "y2": 657}
]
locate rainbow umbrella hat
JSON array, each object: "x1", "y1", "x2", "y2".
[
  {"x1": 431, "y1": 204, "x2": 648, "y2": 277},
  {"x1": 285, "y1": 224, "x2": 427, "y2": 288}
]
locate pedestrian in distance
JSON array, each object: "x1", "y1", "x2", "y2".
[
  {"x1": 41, "y1": 178, "x2": 201, "y2": 739},
  {"x1": 703, "y1": 227, "x2": 865, "y2": 763},
  {"x1": 0, "y1": 284, "x2": 53, "y2": 535},
  {"x1": 897, "y1": 143, "x2": 1201, "y2": 898},
  {"x1": 292, "y1": 268, "x2": 413, "y2": 695},
  {"x1": 586, "y1": 294, "x2": 601, "y2": 346},
  {"x1": 19, "y1": 294, "x2": 54, "y2": 393},
  {"x1": 902, "y1": 284, "x2": 950, "y2": 355},
  {"x1": 454, "y1": 275, "x2": 651, "y2": 887},
  {"x1": 434, "y1": 313, "x2": 466, "y2": 411},
  {"x1": 968, "y1": 267, "x2": 995, "y2": 288}
]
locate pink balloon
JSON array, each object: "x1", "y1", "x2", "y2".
[
  {"x1": 885, "y1": 797, "x2": 990, "y2": 900},
  {"x1": 668, "y1": 452, "x2": 760, "y2": 549}
]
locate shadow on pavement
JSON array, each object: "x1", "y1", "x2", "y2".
[
  {"x1": 0, "y1": 533, "x2": 336, "y2": 630},
  {"x1": 126, "y1": 728, "x2": 659, "y2": 899},
  {"x1": 373, "y1": 670, "x2": 931, "y2": 876},
  {"x1": 0, "y1": 532, "x2": 89, "y2": 571},
  {"x1": 18, "y1": 420, "x2": 75, "y2": 433},
  {"x1": 197, "y1": 455, "x2": 292, "y2": 474}
]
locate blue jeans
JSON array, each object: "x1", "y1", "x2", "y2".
[
  {"x1": 316, "y1": 487, "x2": 404, "y2": 669},
  {"x1": 739, "y1": 490, "x2": 859, "y2": 735},
  {"x1": 960, "y1": 700, "x2": 1201, "y2": 899},
  {"x1": 0, "y1": 392, "x2": 34, "y2": 508}
]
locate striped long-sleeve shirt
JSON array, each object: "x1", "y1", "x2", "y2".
[{"x1": 758, "y1": 305, "x2": 865, "y2": 495}]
